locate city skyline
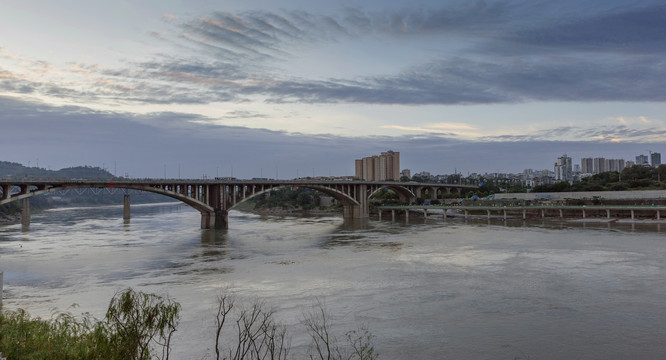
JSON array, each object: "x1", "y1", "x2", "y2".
[{"x1": 1, "y1": 0, "x2": 666, "y2": 178}]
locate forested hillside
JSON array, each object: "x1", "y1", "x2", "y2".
[
  {"x1": 0, "y1": 161, "x2": 172, "y2": 220},
  {"x1": 0, "y1": 161, "x2": 114, "y2": 179}
]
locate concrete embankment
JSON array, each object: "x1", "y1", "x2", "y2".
[{"x1": 494, "y1": 190, "x2": 666, "y2": 201}]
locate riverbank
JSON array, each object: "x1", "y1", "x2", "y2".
[{"x1": 245, "y1": 207, "x2": 342, "y2": 217}]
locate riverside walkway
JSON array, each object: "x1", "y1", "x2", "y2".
[{"x1": 377, "y1": 204, "x2": 666, "y2": 221}]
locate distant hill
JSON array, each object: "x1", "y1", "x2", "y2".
[
  {"x1": 0, "y1": 161, "x2": 173, "y2": 219},
  {"x1": 0, "y1": 161, "x2": 114, "y2": 179}
]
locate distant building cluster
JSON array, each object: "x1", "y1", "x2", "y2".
[
  {"x1": 555, "y1": 151, "x2": 662, "y2": 183},
  {"x1": 348, "y1": 149, "x2": 661, "y2": 190},
  {"x1": 355, "y1": 150, "x2": 400, "y2": 181}
]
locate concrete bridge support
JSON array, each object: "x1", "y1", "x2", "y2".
[
  {"x1": 200, "y1": 210, "x2": 229, "y2": 230},
  {"x1": 342, "y1": 184, "x2": 369, "y2": 222},
  {"x1": 215, "y1": 209, "x2": 228, "y2": 230},
  {"x1": 123, "y1": 195, "x2": 130, "y2": 221},
  {"x1": 1, "y1": 185, "x2": 8, "y2": 200},
  {"x1": 21, "y1": 198, "x2": 30, "y2": 231}
]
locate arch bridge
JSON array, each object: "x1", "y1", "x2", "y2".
[{"x1": 0, "y1": 178, "x2": 476, "y2": 229}]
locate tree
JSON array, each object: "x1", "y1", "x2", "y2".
[
  {"x1": 0, "y1": 288, "x2": 180, "y2": 360},
  {"x1": 302, "y1": 299, "x2": 378, "y2": 360},
  {"x1": 214, "y1": 293, "x2": 290, "y2": 360},
  {"x1": 105, "y1": 288, "x2": 181, "y2": 360}
]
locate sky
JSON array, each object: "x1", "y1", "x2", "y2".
[{"x1": 1, "y1": 0, "x2": 665, "y2": 179}]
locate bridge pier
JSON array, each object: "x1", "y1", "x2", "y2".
[
  {"x1": 201, "y1": 212, "x2": 211, "y2": 229},
  {"x1": 200, "y1": 210, "x2": 229, "y2": 230},
  {"x1": 215, "y1": 209, "x2": 228, "y2": 229},
  {"x1": 123, "y1": 195, "x2": 130, "y2": 221},
  {"x1": 1, "y1": 184, "x2": 8, "y2": 200},
  {"x1": 21, "y1": 198, "x2": 30, "y2": 231},
  {"x1": 342, "y1": 185, "x2": 369, "y2": 221}
]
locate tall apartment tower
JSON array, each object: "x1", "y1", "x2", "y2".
[
  {"x1": 554, "y1": 154, "x2": 573, "y2": 182},
  {"x1": 636, "y1": 154, "x2": 649, "y2": 165},
  {"x1": 355, "y1": 150, "x2": 400, "y2": 181},
  {"x1": 581, "y1": 158, "x2": 594, "y2": 174},
  {"x1": 605, "y1": 159, "x2": 625, "y2": 172},
  {"x1": 593, "y1": 157, "x2": 605, "y2": 174},
  {"x1": 651, "y1": 152, "x2": 661, "y2": 168}
]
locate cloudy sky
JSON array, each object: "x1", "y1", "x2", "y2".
[{"x1": 1, "y1": 0, "x2": 665, "y2": 179}]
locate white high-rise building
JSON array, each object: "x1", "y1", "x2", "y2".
[{"x1": 554, "y1": 154, "x2": 573, "y2": 182}]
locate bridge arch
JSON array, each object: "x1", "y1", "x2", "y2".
[
  {"x1": 226, "y1": 184, "x2": 361, "y2": 211},
  {"x1": 368, "y1": 185, "x2": 416, "y2": 204},
  {"x1": 0, "y1": 183, "x2": 214, "y2": 214}
]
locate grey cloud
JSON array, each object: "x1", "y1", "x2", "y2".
[
  {"x1": 480, "y1": 124, "x2": 666, "y2": 143},
  {"x1": 507, "y1": 4, "x2": 666, "y2": 54},
  {"x1": 154, "y1": 2, "x2": 665, "y2": 105},
  {"x1": 222, "y1": 110, "x2": 267, "y2": 119},
  {"x1": 4, "y1": 1, "x2": 666, "y2": 107}
]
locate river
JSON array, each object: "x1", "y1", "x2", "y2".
[{"x1": 1, "y1": 203, "x2": 665, "y2": 359}]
